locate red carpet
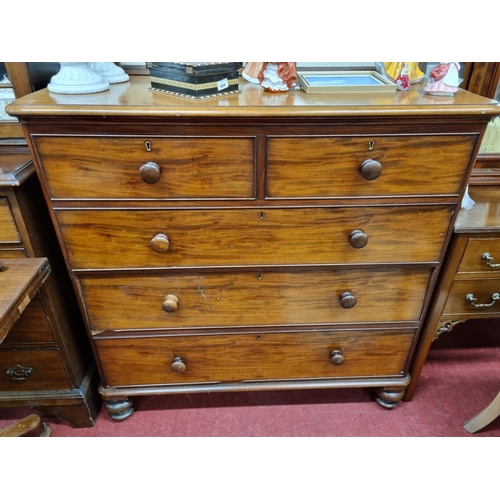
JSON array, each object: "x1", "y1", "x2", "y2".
[{"x1": 1, "y1": 319, "x2": 499, "y2": 437}]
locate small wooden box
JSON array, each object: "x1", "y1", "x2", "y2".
[{"x1": 149, "y1": 62, "x2": 242, "y2": 98}]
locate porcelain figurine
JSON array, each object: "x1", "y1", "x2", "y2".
[
  {"x1": 258, "y1": 62, "x2": 296, "y2": 92},
  {"x1": 242, "y1": 62, "x2": 264, "y2": 84},
  {"x1": 395, "y1": 63, "x2": 411, "y2": 91},
  {"x1": 424, "y1": 62, "x2": 461, "y2": 96},
  {"x1": 384, "y1": 62, "x2": 425, "y2": 84}
]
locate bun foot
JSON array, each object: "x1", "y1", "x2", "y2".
[
  {"x1": 104, "y1": 398, "x2": 135, "y2": 421},
  {"x1": 375, "y1": 388, "x2": 405, "y2": 409}
]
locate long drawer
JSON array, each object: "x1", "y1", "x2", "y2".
[
  {"x1": 80, "y1": 268, "x2": 433, "y2": 332},
  {"x1": 95, "y1": 328, "x2": 416, "y2": 387},
  {"x1": 33, "y1": 136, "x2": 256, "y2": 200},
  {"x1": 442, "y1": 277, "x2": 500, "y2": 317},
  {"x1": 267, "y1": 135, "x2": 475, "y2": 198},
  {"x1": 56, "y1": 205, "x2": 453, "y2": 269}
]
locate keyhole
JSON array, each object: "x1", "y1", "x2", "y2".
[
  {"x1": 259, "y1": 212, "x2": 265, "y2": 220},
  {"x1": 145, "y1": 141, "x2": 152, "y2": 152},
  {"x1": 258, "y1": 273, "x2": 263, "y2": 280},
  {"x1": 368, "y1": 140, "x2": 375, "y2": 151}
]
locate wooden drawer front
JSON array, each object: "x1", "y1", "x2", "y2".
[
  {"x1": 33, "y1": 136, "x2": 255, "y2": 200},
  {"x1": 0, "y1": 249, "x2": 27, "y2": 258},
  {"x1": 267, "y1": 135, "x2": 475, "y2": 198},
  {"x1": 458, "y1": 238, "x2": 500, "y2": 273},
  {"x1": 443, "y1": 277, "x2": 500, "y2": 317},
  {"x1": 0, "y1": 197, "x2": 21, "y2": 243},
  {"x1": 0, "y1": 348, "x2": 69, "y2": 391},
  {"x1": 81, "y1": 268, "x2": 432, "y2": 332},
  {"x1": 58, "y1": 205, "x2": 452, "y2": 269},
  {"x1": 95, "y1": 329, "x2": 415, "y2": 387},
  {"x1": 1, "y1": 298, "x2": 55, "y2": 346}
]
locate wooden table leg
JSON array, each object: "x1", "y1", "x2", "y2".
[{"x1": 463, "y1": 390, "x2": 500, "y2": 433}]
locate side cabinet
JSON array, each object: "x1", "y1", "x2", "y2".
[{"x1": 0, "y1": 149, "x2": 100, "y2": 427}]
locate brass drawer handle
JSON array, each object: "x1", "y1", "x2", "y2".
[
  {"x1": 138, "y1": 161, "x2": 161, "y2": 184},
  {"x1": 171, "y1": 356, "x2": 186, "y2": 373},
  {"x1": 150, "y1": 233, "x2": 170, "y2": 253},
  {"x1": 465, "y1": 292, "x2": 500, "y2": 308},
  {"x1": 482, "y1": 253, "x2": 500, "y2": 268},
  {"x1": 6, "y1": 364, "x2": 33, "y2": 381},
  {"x1": 330, "y1": 349, "x2": 345, "y2": 366},
  {"x1": 162, "y1": 294, "x2": 179, "y2": 312},
  {"x1": 360, "y1": 159, "x2": 382, "y2": 180}
]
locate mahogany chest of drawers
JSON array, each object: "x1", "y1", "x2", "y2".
[{"x1": 8, "y1": 76, "x2": 499, "y2": 420}]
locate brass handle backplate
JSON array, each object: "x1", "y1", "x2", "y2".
[
  {"x1": 465, "y1": 292, "x2": 500, "y2": 308},
  {"x1": 482, "y1": 253, "x2": 500, "y2": 268},
  {"x1": 6, "y1": 364, "x2": 33, "y2": 381}
]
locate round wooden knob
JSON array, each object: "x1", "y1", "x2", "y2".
[
  {"x1": 349, "y1": 230, "x2": 368, "y2": 248},
  {"x1": 138, "y1": 162, "x2": 161, "y2": 184},
  {"x1": 171, "y1": 356, "x2": 186, "y2": 373},
  {"x1": 360, "y1": 159, "x2": 382, "y2": 180},
  {"x1": 150, "y1": 234, "x2": 170, "y2": 253},
  {"x1": 339, "y1": 291, "x2": 357, "y2": 309},
  {"x1": 162, "y1": 294, "x2": 179, "y2": 312},
  {"x1": 330, "y1": 349, "x2": 345, "y2": 365}
]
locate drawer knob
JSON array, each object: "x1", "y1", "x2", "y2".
[
  {"x1": 150, "y1": 233, "x2": 170, "y2": 253},
  {"x1": 339, "y1": 291, "x2": 357, "y2": 308},
  {"x1": 465, "y1": 292, "x2": 500, "y2": 308},
  {"x1": 139, "y1": 162, "x2": 161, "y2": 184},
  {"x1": 171, "y1": 356, "x2": 186, "y2": 373},
  {"x1": 349, "y1": 230, "x2": 368, "y2": 248},
  {"x1": 360, "y1": 159, "x2": 382, "y2": 180},
  {"x1": 330, "y1": 349, "x2": 345, "y2": 365},
  {"x1": 482, "y1": 253, "x2": 500, "y2": 268},
  {"x1": 162, "y1": 294, "x2": 179, "y2": 312}
]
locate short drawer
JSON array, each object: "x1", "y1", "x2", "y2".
[
  {"x1": 0, "y1": 348, "x2": 69, "y2": 391},
  {"x1": 458, "y1": 238, "x2": 500, "y2": 273},
  {"x1": 1, "y1": 298, "x2": 55, "y2": 346},
  {"x1": 33, "y1": 136, "x2": 256, "y2": 200},
  {"x1": 56, "y1": 205, "x2": 453, "y2": 269},
  {"x1": 267, "y1": 135, "x2": 475, "y2": 198},
  {"x1": 0, "y1": 197, "x2": 21, "y2": 243},
  {"x1": 0, "y1": 249, "x2": 27, "y2": 258},
  {"x1": 442, "y1": 277, "x2": 500, "y2": 317},
  {"x1": 95, "y1": 328, "x2": 416, "y2": 387},
  {"x1": 80, "y1": 268, "x2": 432, "y2": 333}
]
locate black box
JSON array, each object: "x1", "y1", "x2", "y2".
[{"x1": 149, "y1": 62, "x2": 242, "y2": 98}]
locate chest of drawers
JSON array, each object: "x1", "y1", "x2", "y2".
[
  {"x1": 0, "y1": 148, "x2": 100, "y2": 426},
  {"x1": 8, "y1": 76, "x2": 499, "y2": 420}
]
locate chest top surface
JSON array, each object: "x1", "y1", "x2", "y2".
[{"x1": 6, "y1": 75, "x2": 500, "y2": 120}]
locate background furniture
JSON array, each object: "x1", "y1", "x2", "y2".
[
  {"x1": 0, "y1": 258, "x2": 52, "y2": 437},
  {"x1": 8, "y1": 75, "x2": 499, "y2": 420},
  {"x1": 406, "y1": 64, "x2": 500, "y2": 432},
  {"x1": 0, "y1": 63, "x2": 100, "y2": 427}
]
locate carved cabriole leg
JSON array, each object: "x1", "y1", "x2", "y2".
[
  {"x1": 375, "y1": 387, "x2": 406, "y2": 409},
  {"x1": 103, "y1": 398, "x2": 135, "y2": 421},
  {"x1": 434, "y1": 319, "x2": 464, "y2": 341}
]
